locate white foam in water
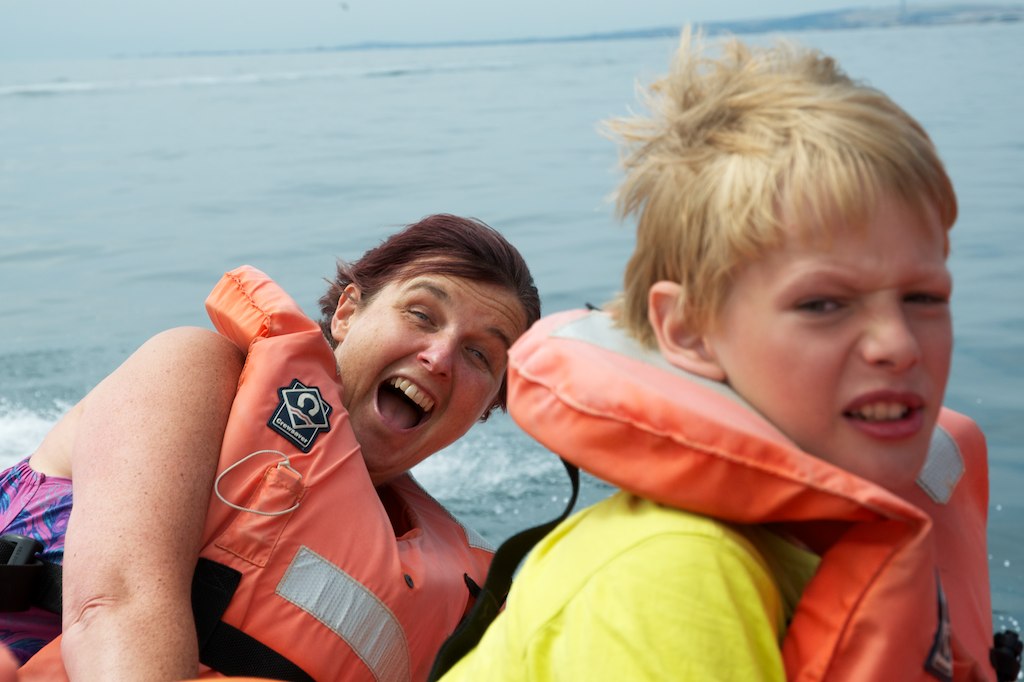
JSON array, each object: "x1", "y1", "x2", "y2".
[
  {"x1": 0, "y1": 60, "x2": 507, "y2": 99},
  {"x1": 0, "y1": 400, "x2": 66, "y2": 467},
  {"x1": 413, "y1": 418, "x2": 564, "y2": 504}
]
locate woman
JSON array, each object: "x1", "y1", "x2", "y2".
[{"x1": 1, "y1": 214, "x2": 540, "y2": 681}]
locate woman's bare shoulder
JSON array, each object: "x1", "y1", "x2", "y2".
[
  {"x1": 30, "y1": 327, "x2": 243, "y2": 478},
  {"x1": 138, "y1": 326, "x2": 244, "y2": 367}
]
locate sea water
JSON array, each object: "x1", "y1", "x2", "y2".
[{"x1": 1, "y1": 21, "x2": 1022, "y2": 633}]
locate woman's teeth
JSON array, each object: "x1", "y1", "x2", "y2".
[{"x1": 390, "y1": 377, "x2": 435, "y2": 413}]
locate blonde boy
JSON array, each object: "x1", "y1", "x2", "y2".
[{"x1": 439, "y1": 30, "x2": 997, "y2": 681}]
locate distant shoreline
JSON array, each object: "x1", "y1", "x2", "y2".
[{"x1": 124, "y1": 3, "x2": 1024, "y2": 59}]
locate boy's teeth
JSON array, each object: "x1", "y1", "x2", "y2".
[
  {"x1": 853, "y1": 402, "x2": 907, "y2": 421},
  {"x1": 391, "y1": 378, "x2": 434, "y2": 412}
]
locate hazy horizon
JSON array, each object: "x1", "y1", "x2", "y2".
[{"x1": 2, "y1": 0, "x2": 1015, "y2": 60}]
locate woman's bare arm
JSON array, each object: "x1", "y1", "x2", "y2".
[{"x1": 59, "y1": 326, "x2": 242, "y2": 681}]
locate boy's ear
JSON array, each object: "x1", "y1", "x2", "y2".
[
  {"x1": 329, "y1": 284, "x2": 361, "y2": 344},
  {"x1": 648, "y1": 281, "x2": 726, "y2": 381}
]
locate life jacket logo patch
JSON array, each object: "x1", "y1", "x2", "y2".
[{"x1": 269, "y1": 379, "x2": 332, "y2": 452}]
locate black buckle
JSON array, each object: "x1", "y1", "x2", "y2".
[
  {"x1": 0, "y1": 533, "x2": 44, "y2": 612},
  {"x1": 1, "y1": 533, "x2": 43, "y2": 565},
  {"x1": 992, "y1": 629, "x2": 1023, "y2": 682}
]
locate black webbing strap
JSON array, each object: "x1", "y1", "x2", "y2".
[
  {"x1": 191, "y1": 557, "x2": 315, "y2": 682},
  {"x1": 0, "y1": 533, "x2": 63, "y2": 614},
  {"x1": 427, "y1": 457, "x2": 580, "y2": 681}
]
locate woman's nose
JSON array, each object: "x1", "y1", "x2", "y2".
[{"x1": 418, "y1": 336, "x2": 455, "y2": 376}]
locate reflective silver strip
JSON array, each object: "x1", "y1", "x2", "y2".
[
  {"x1": 277, "y1": 546, "x2": 410, "y2": 682},
  {"x1": 458, "y1": 520, "x2": 494, "y2": 553},
  {"x1": 917, "y1": 425, "x2": 965, "y2": 504}
]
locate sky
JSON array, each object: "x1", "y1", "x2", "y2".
[{"x1": 0, "y1": 0, "x2": 1001, "y2": 60}]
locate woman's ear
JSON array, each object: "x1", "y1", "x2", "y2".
[
  {"x1": 648, "y1": 281, "x2": 726, "y2": 381},
  {"x1": 329, "y1": 284, "x2": 361, "y2": 344}
]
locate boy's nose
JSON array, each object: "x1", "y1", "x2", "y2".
[{"x1": 860, "y1": 307, "x2": 920, "y2": 372}]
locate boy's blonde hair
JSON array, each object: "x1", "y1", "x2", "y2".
[{"x1": 605, "y1": 29, "x2": 957, "y2": 347}]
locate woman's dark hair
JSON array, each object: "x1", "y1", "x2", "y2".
[{"x1": 318, "y1": 214, "x2": 540, "y2": 419}]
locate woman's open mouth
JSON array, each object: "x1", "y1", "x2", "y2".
[{"x1": 377, "y1": 376, "x2": 434, "y2": 429}]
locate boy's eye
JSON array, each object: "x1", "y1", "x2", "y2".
[
  {"x1": 905, "y1": 292, "x2": 949, "y2": 305},
  {"x1": 796, "y1": 298, "x2": 841, "y2": 313}
]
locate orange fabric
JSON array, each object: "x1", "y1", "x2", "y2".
[
  {"x1": 21, "y1": 266, "x2": 492, "y2": 682},
  {"x1": 506, "y1": 309, "x2": 992, "y2": 682}
]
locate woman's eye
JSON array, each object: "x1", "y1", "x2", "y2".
[
  {"x1": 469, "y1": 348, "x2": 490, "y2": 367},
  {"x1": 408, "y1": 308, "x2": 431, "y2": 323}
]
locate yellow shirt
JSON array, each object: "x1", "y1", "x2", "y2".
[{"x1": 441, "y1": 491, "x2": 818, "y2": 681}]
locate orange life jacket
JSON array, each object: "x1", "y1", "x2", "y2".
[
  {"x1": 20, "y1": 266, "x2": 493, "y2": 682},
  {"x1": 506, "y1": 309, "x2": 993, "y2": 682}
]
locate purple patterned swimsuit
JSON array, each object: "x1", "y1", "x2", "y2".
[{"x1": 0, "y1": 457, "x2": 73, "y2": 664}]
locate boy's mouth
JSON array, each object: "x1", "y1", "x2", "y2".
[
  {"x1": 844, "y1": 401, "x2": 912, "y2": 422},
  {"x1": 377, "y1": 377, "x2": 434, "y2": 429}
]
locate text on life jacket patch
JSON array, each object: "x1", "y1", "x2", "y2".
[{"x1": 269, "y1": 379, "x2": 332, "y2": 452}]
